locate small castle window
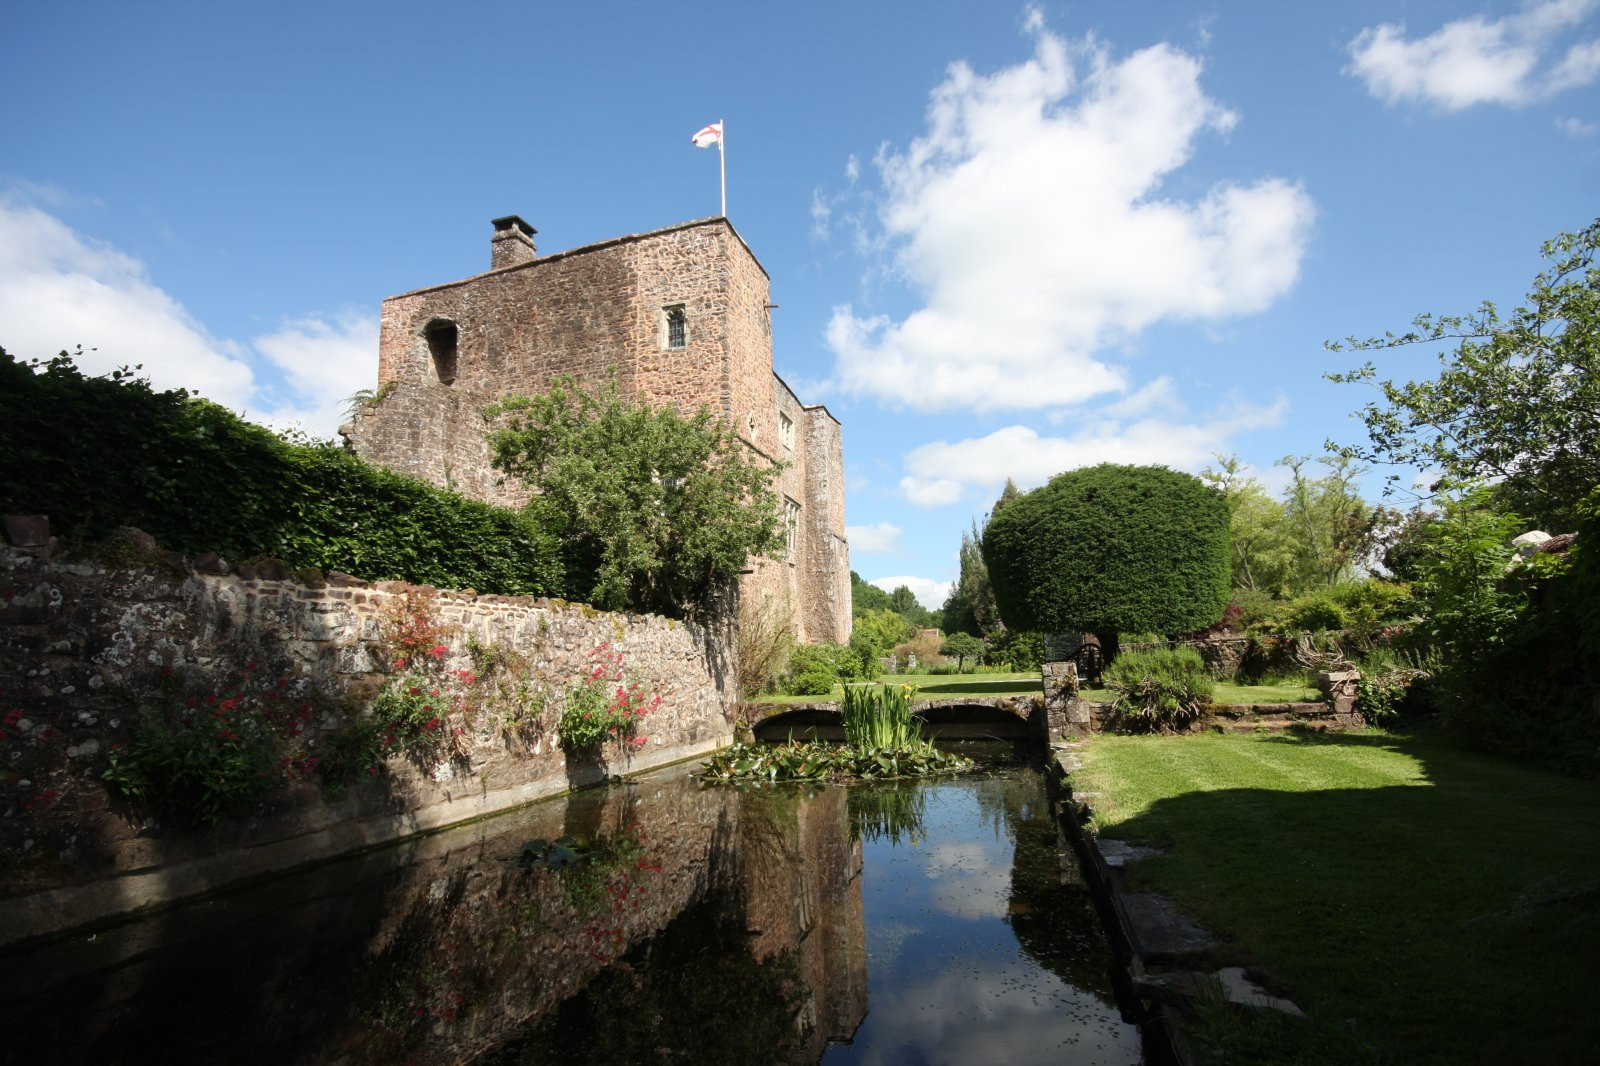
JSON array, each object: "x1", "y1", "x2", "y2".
[
  {"x1": 664, "y1": 305, "x2": 687, "y2": 349},
  {"x1": 784, "y1": 498, "x2": 801, "y2": 561},
  {"x1": 778, "y1": 411, "x2": 796, "y2": 450},
  {"x1": 424, "y1": 319, "x2": 459, "y2": 385}
]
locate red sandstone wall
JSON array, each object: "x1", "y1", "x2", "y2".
[
  {"x1": 0, "y1": 536, "x2": 737, "y2": 944},
  {"x1": 343, "y1": 218, "x2": 852, "y2": 643}
]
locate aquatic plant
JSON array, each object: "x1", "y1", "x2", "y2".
[
  {"x1": 698, "y1": 737, "x2": 970, "y2": 783},
  {"x1": 840, "y1": 682, "x2": 925, "y2": 750}
]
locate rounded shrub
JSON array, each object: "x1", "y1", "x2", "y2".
[
  {"x1": 1103, "y1": 647, "x2": 1215, "y2": 731},
  {"x1": 982, "y1": 464, "x2": 1230, "y2": 639},
  {"x1": 1281, "y1": 594, "x2": 1347, "y2": 632}
]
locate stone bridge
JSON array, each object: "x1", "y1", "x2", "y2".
[{"x1": 744, "y1": 694, "x2": 1055, "y2": 743}]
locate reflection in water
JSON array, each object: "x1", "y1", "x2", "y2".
[
  {"x1": 0, "y1": 744, "x2": 1137, "y2": 1064},
  {"x1": 825, "y1": 752, "x2": 1141, "y2": 1065}
]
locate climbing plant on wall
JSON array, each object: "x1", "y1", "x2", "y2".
[{"x1": 0, "y1": 347, "x2": 564, "y2": 597}]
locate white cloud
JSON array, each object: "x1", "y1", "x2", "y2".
[
  {"x1": 251, "y1": 311, "x2": 380, "y2": 437},
  {"x1": 825, "y1": 17, "x2": 1314, "y2": 413},
  {"x1": 1347, "y1": 0, "x2": 1600, "y2": 110},
  {"x1": 0, "y1": 197, "x2": 258, "y2": 407},
  {"x1": 898, "y1": 475, "x2": 966, "y2": 508},
  {"x1": 846, "y1": 521, "x2": 904, "y2": 553},
  {"x1": 898, "y1": 393, "x2": 1287, "y2": 507},
  {"x1": 0, "y1": 194, "x2": 377, "y2": 438},
  {"x1": 808, "y1": 188, "x2": 834, "y2": 242},
  {"x1": 1557, "y1": 114, "x2": 1600, "y2": 135},
  {"x1": 868, "y1": 575, "x2": 952, "y2": 611}
]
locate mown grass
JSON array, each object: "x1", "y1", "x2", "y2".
[
  {"x1": 1073, "y1": 729, "x2": 1600, "y2": 1064},
  {"x1": 1210, "y1": 680, "x2": 1319, "y2": 704}
]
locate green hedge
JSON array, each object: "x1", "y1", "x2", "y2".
[{"x1": 0, "y1": 348, "x2": 563, "y2": 596}]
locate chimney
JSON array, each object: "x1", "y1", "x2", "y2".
[{"x1": 490, "y1": 215, "x2": 537, "y2": 269}]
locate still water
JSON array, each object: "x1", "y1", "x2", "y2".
[{"x1": 2, "y1": 743, "x2": 1140, "y2": 1064}]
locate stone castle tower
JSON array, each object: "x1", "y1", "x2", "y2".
[{"x1": 342, "y1": 215, "x2": 851, "y2": 643}]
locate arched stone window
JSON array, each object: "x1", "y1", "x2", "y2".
[
  {"x1": 663, "y1": 304, "x2": 687, "y2": 350},
  {"x1": 423, "y1": 319, "x2": 459, "y2": 384}
]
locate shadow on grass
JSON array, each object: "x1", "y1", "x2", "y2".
[
  {"x1": 1095, "y1": 728, "x2": 1600, "y2": 1065},
  {"x1": 913, "y1": 677, "x2": 1042, "y2": 696}
]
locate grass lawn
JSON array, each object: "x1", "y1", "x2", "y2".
[{"x1": 1072, "y1": 729, "x2": 1600, "y2": 1064}]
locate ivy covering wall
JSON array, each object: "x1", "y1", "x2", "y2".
[{"x1": 0, "y1": 349, "x2": 563, "y2": 596}]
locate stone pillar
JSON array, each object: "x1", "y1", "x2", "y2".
[
  {"x1": 1041, "y1": 660, "x2": 1093, "y2": 741},
  {"x1": 1317, "y1": 669, "x2": 1361, "y2": 724}
]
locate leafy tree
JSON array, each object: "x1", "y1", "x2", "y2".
[
  {"x1": 1202, "y1": 453, "x2": 1375, "y2": 597},
  {"x1": 1327, "y1": 219, "x2": 1600, "y2": 528},
  {"x1": 851, "y1": 571, "x2": 895, "y2": 614},
  {"x1": 1370, "y1": 505, "x2": 1445, "y2": 583},
  {"x1": 853, "y1": 607, "x2": 914, "y2": 662},
  {"x1": 939, "y1": 632, "x2": 984, "y2": 672},
  {"x1": 1201, "y1": 455, "x2": 1297, "y2": 595},
  {"x1": 879, "y1": 584, "x2": 939, "y2": 630},
  {"x1": 985, "y1": 627, "x2": 1045, "y2": 671},
  {"x1": 488, "y1": 376, "x2": 782, "y2": 617},
  {"x1": 1278, "y1": 454, "x2": 1376, "y2": 590},
  {"x1": 982, "y1": 464, "x2": 1231, "y2": 653},
  {"x1": 941, "y1": 520, "x2": 1001, "y2": 637}
]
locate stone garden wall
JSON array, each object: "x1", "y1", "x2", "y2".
[{"x1": 0, "y1": 522, "x2": 738, "y2": 944}]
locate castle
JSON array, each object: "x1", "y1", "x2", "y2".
[{"x1": 342, "y1": 215, "x2": 851, "y2": 643}]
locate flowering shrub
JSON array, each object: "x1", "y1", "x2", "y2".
[
  {"x1": 568, "y1": 823, "x2": 663, "y2": 962},
  {"x1": 104, "y1": 664, "x2": 322, "y2": 824},
  {"x1": 368, "y1": 587, "x2": 475, "y2": 761},
  {"x1": 381, "y1": 587, "x2": 455, "y2": 667},
  {"x1": 559, "y1": 643, "x2": 660, "y2": 752},
  {"x1": 369, "y1": 663, "x2": 475, "y2": 758}
]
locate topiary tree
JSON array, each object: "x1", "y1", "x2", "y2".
[{"x1": 981, "y1": 464, "x2": 1230, "y2": 656}]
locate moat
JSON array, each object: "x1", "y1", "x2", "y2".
[{"x1": 1, "y1": 743, "x2": 1140, "y2": 1064}]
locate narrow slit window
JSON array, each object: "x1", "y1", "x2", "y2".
[
  {"x1": 424, "y1": 319, "x2": 459, "y2": 384},
  {"x1": 665, "y1": 305, "x2": 687, "y2": 349},
  {"x1": 785, "y1": 498, "x2": 801, "y2": 561}
]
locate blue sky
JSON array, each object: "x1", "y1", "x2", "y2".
[{"x1": 5, "y1": 1, "x2": 1598, "y2": 609}]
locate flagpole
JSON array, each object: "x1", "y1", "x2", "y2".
[{"x1": 719, "y1": 117, "x2": 727, "y2": 218}]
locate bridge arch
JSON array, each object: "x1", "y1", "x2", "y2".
[{"x1": 747, "y1": 696, "x2": 1043, "y2": 744}]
